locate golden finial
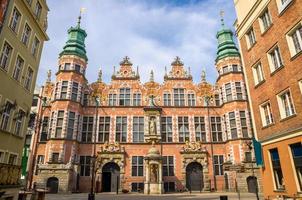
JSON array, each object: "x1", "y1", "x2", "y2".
[{"x1": 78, "y1": 8, "x2": 86, "y2": 27}]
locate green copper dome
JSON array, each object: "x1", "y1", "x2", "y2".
[
  {"x1": 216, "y1": 22, "x2": 240, "y2": 62},
  {"x1": 59, "y1": 17, "x2": 88, "y2": 61}
]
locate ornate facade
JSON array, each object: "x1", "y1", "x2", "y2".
[{"x1": 30, "y1": 17, "x2": 261, "y2": 194}]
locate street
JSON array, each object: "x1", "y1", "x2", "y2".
[{"x1": 44, "y1": 192, "x2": 263, "y2": 200}]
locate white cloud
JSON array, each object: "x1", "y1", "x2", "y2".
[{"x1": 37, "y1": 0, "x2": 237, "y2": 85}]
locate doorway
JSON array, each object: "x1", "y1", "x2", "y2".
[
  {"x1": 46, "y1": 177, "x2": 59, "y2": 193},
  {"x1": 247, "y1": 176, "x2": 258, "y2": 193},
  {"x1": 101, "y1": 162, "x2": 120, "y2": 192},
  {"x1": 186, "y1": 162, "x2": 203, "y2": 191}
]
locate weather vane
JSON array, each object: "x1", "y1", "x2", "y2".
[
  {"x1": 220, "y1": 10, "x2": 225, "y2": 27},
  {"x1": 78, "y1": 7, "x2": 86, "y2": 27}
]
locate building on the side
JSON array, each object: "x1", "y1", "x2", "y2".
[
  {"x1": 29, "y1": 16, "x2": 262, "y2": 194},
  {"x1": 234, "y1": 0, "x2": 302, "y2": 198},
  {"x1": 0, "y1": 0, "x2": 48, "y2": 198}
]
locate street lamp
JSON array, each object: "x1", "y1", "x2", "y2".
[
  {"x1": 204, "y1": 95, "x2": 217, "y2": 191},
  {"x1": 27, "y1": 94, "x2": 48, "y2": 191},
  {"x1": 88, "y1": 96, "x2": 100, "y2": 200},
  {"x1": 245, "y1": 140, "x2": 260, "y2": 200}
]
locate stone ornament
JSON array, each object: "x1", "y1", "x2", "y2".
[
  {"x1": 181, "y1": 141, "x2": 207, "y2": 152},
  {"x1": 101, "y1": 141, "x2": 122, "y2": 152}
]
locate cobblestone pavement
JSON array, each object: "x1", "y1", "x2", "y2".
[{"x1": 44, "y1": 192, "x2": 263, "y2": 200}]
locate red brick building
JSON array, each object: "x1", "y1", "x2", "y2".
[
  {"x1": 29, "y1": 17, "x2": 261, "y2": 194},
  {"x1": 234, "y1": 0, "x2": 302, "y2": 198}
]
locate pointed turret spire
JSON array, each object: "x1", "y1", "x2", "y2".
[
  {"x1": 188, "y1": 67, "x2": 191, "y2": 76},
  {"x1": 60, "y1": 13, "x2": 88, "y2": 61},
  {"x1": 150, "y1": 70, "x2": 154, "y2": 82},
  {"x1": 46, "y1": 70, "x2": 51, "y2": 83},
  {"x1": 164, "y1": 66, "x2": 167, "y2": 76},
  {"x1": 216, "y1": 11, "x2": 240, "y2": 62},
  {"x1": 98, "y1": 67, "x2": 102, "y2": 82},
  {"x1": 136, "y1": 66, "x2": 139, "y2": 77},
  {"x1": 201, "y1": 69, "x2": 206, "y2": 83}
]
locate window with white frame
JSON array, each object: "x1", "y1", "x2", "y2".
[
  {"x1": 232, "y1": 64, "x2": 239, "y2": 72},
  {"x1": 161, "y1": 117, "x2": 173, "y2": 142},
  {"x1": 98, "y1": 116, "x2": 110, "y2": 142},
  {"x1": 246, "y1": 28, "x2": 256, "y2": 48},
  {"x1": 252, "y1": 63, "x2": 264, "y2": 85},
  {"x1": 240, "y1": 111, "x2": 249, "y2": 138},
  {"x1": 40, "y1": 116, "x2": 49, "y2": 141},
  {"x1": 34, "y1": 1, "x2": 42, "y2": 19},
  {"x1": 133, "y1": 93, "x2": 141, "y2": 106},
  {"x1": 0, "y1": 101, "x2": 13, "y2": 131},
  {"x1": 288, "y1": 25, "x2": 302, "y2": 56},
  {"x1": 9, "y1": 8, "x2": 21, "y2": 32},
  {"x1": 21, "y1": 23, "x2": 31, "y2": 45},
  {"x1": 71, "y1": 82, "x2": 78, "y2": 101},
  {"x1": 194, "y1": 117, "x2": 206, "y2": 142},
  {"x1": 222, "y1": 66, "x2": 228, "y2": 74},
  {"x1": 163, "y1": 93, "x2": 171, "y2": 106},
  {"x1": 229, "y1": 112, "x2": 237, "y2": 139},
  {"x1": 259, "y1": 9, "x2": 272, "y2": 32},
  {"x1": 80, "y1": 156, "x2": 91, "y2": 176},
  {"x1": 187, "y1": 93, "x2": 195, "y2": 106},
  {"x1": 133, "y1": 117, "x2": 144, "y2": 143},
  {"x1": 225, "y1": 83, "x2": 232, "y2": 102},
  {"x1": 14, "y1": 109, "x2": 25, "y2": 136},
  {"x1": 132, "y1": 156, "x2": 143, "y2": 176},
  {"x1": 235, "y1": 82, "x2": 243, "y2": 100},
  {"x1": 290, "y1": 143, "x2": 302, "y2": 191},
  {"x1": 37, "y1": 155, "x2": 44, "y2": 164},
  {"x1": 278, "y1": 90, "x2": 295, "y2": 118},
  {"x1": 214, "y1": 155, "x2": 224, "y2": 175},
  {"x1": 83, "y1": 93, "x2": 89, "y2": 106},
  {"x1": 268, "y1": 46, "x2": 283, "y2": 72},
  {"x1": 178, "y1": 116, "x2": 189, "y2": 142},
  {"x1": 173, "y1": 88, "x2": 185, "y2": 106},
  {"x1": 55, "y1": 111, "x2": 64, "y2": 138},
  {"x1": 215, "y1": 94, "x2": 220, "y2": 106},
  {"x1": 8, "y1": 154, "x2": 17, "y2": 165},
  {"x1": 108, "y1": 93, "x2": 117, "y2": 106},
  {"x1": 211, "y1": 116, "x2": 223, "y2": 142},
  {"x1": 31, "y1": 36, "x2": 40, "y2": 56},
  {"x1": 0, "y1": 42, "x2": 12, "y2": 70},
  {"x1": 163, "y1": 156, "x2": 174, "y2": 176},
  {"x1": 82, "y1": 116, "x2": 93, "y2": 142},
  {"x1": 277, "y1": 0, "x2": 293, "y2": 13},
  {"x1": 116, "y1": 116, "x2": 127, "y2": 142},
  {"x1": 75, "y1": 64, "x2": 81, "y2": 73},
  {"x1": 67, "y1": 112, "x2": 75, "y2": 139},
  {"x1": 24, "y1": 67, "x2": 33, "y2": 91},
  {"x1": 60, "y1": 81, "x2": 68, "y2": 99},
  {"x1": 270, "y1": 148, "x2": 285, "y2": 190},
  {"x1": 119, "y1": 88, "x2": 131, "y2": 106},
  {"x1": 260, "y1": 102, "x2": 274, "y2": 126},
  {"x1": 64, "y1": 63, "x2": 71, "y2": 70},
  {"x1": 13, "y1": 56, "x2": 24, "y2": 81}
]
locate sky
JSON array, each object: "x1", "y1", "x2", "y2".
[{"x1": 37, "y1": 0, "x2": 238, "y2": 85}]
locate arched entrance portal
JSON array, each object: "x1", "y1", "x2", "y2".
[
  {"x1": 46, "y1": 177, "x2": 59, "y2": 193},
  {"x1": 102, "y1": 162, "x2": 120, "y2": 192},
  {"x1": 186, "y1": 162, "x2": 203, "y2": 191},
  {"x1": 247, "y1": 176, "x2": 258, "y2": 193}
]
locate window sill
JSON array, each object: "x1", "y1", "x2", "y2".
[
  {"x1": 273, "y1": 189, "x2": 286, "y2": 193},
  {"x1": 261, "y1": 24, "x2": 273, "y2": 36},
  {"x1": 254, "y1": 80, "x2": 266, "y2": 89},
  {"x1": 278, "y1": 0, "x2": 294, "y2": 17},
  {"x1": 280, "y1": 114, "x2": 297, "y2": 122},
  {"x1": 290, "y1": 50, "x2": 302, "y2": 61},
  {"x1": 262, "y1": 123, "x2": 275, "y2": 129},
  {"x1": 270, "y1": 65, "x2": 284, "y2": 77},
  {"x1": 247, "y1": 41, "x2": 257, "y2": 52}
]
